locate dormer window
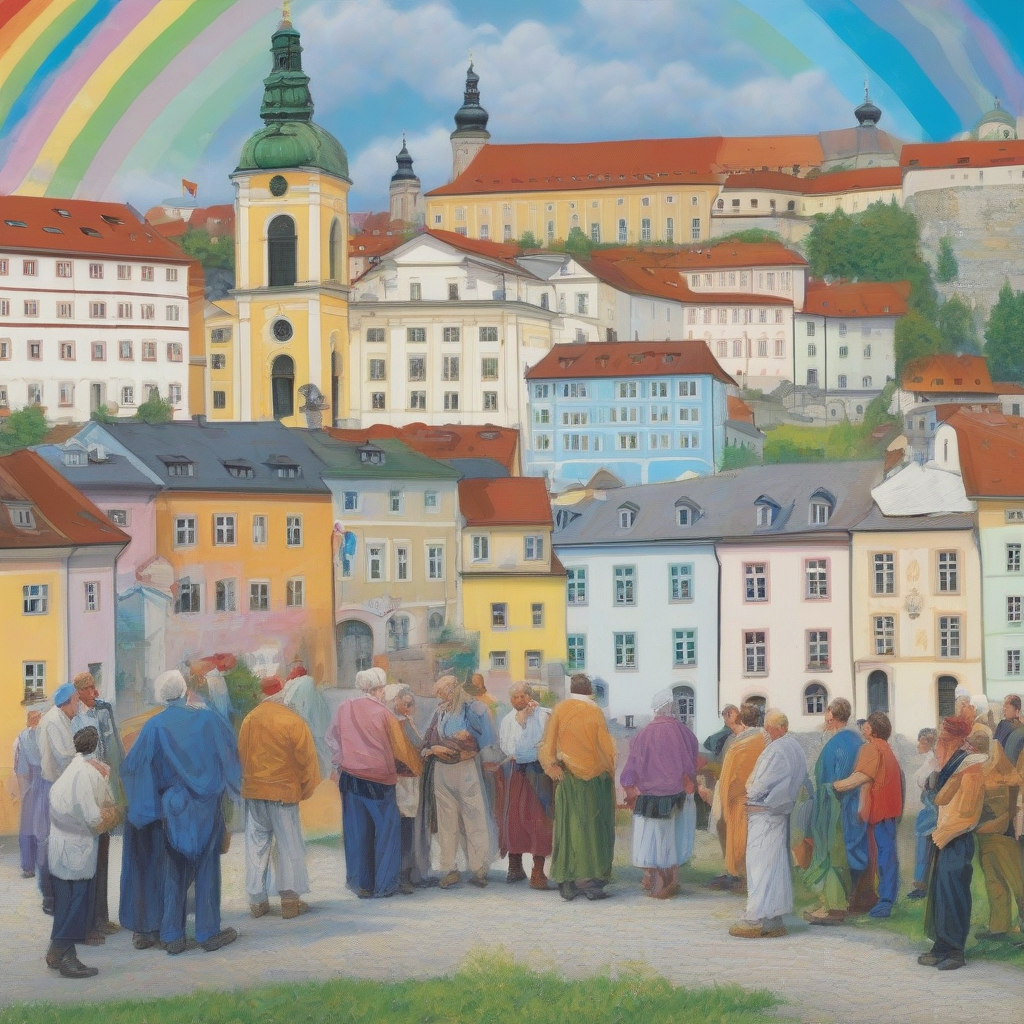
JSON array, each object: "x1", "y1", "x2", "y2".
[
  {"x1": 675, "y1": 498, "x2": 701, "y2": 527},
  {"x1": 618, "y1": 503, "x2": 638, "y2": 529},
  {"x1": 222, "y1": 459, "x2": 254, "y2": 479},
  {"x1": 7, "y1": 503, "x2": 35, "y2": 529},
  {"x1": 161, "y1": 456, "x2": 195, "y2": 477},
  {"x1": 754, "y1": 496, "x2": 779, "y2": 528},
  {"x1": 358, "y1": 443, "x2": 385, "y2": 466},
  {"x1": 809, "y1": 489, "x2": 835, "y2": 526},
  {"x1": 63, "y1": 450, "x2": 88, "y2": 467}
]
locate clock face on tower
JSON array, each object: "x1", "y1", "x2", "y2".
[
  {"x1": 269, "y1": 175, "x2": 289, "y2": 197},
  {"x1": 272, "y1": 318, "x2": 294, "y2": 342}
]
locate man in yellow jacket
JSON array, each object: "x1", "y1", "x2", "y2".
[
  {"x1": 238, "y1": 677, "x2": 321, "y2": 919},
  {"x1": 538, "y1": 673, "x2": 617, "y2": 901}
]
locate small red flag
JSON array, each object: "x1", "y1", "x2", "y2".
[{"x1": 182, "y1": 178, "x2": 198, "y2": 198}]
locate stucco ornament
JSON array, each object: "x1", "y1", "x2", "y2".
[
  {"x1": 906, "y1": 559, "x2": 920, "y2": 582},
  {"x1": 905, "y1": 588, "x2": 923, "y2": 619}
]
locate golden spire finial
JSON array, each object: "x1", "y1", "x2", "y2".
[{"x1": 282, "y1": 0, "x2": 292, "y2": 24}]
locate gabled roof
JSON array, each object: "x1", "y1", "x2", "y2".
[
  {"x1": 902, "y1": 355, "x2": 996, "y2": 395},
  {"x1": 945, "y1": 408, "x2": 1024, "y2": 498},
  {"x1": 722, "y1": 166, "x2": 902, "y2": 194},
  {"x1": 93, "y1": 420, "x2": 331, "y2": 494},
  {"x1": 35, "y1": 444, "x2": 160, "y2": 492},
  {"x1": 300, "y1": 431, "x2": 459, "y2": 481},
  {"x1": 727, "y1": 396, "x2": 755, "y2": 424},
  {"x1": 526, "y1": 341, "x2": 734, "y2": 385},
  {"x1": 0, "y1": 449, "x2": 130, "y2": 550},
  {"x1": 459, "y1": 477, "x2": 551, "y2": 527},
  {"x1": 326, "y1": 422, "x2": 519, "y2": 475},
  {"x1": 0, "y1": 197, "x2": 191, "y2": 262},
  {"x1": 424, "y1": 229, "x2": 523, "y2": 264},
  {"x1": 802, "y1": 279, "x2": 909, "y2": 318},
  {"x1": 901, "y1": 140, "x2": 1024, "y2": 169}
]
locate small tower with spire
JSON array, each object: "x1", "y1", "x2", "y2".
[
  {"x1": 450, "y1": 59, "x2": 490, "y2": 181},
  {"x1": 390, "y1": 136, "x2": 423, "y2": 224}
]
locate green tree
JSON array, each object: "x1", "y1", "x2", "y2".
[
  {"x1": 178, "y1": 228, "x2": 235, "y2": 271},
  {"x1": 90, "y1": 405, "x2": 116, "y2": 425},
  {"x1": 713, "y1": 228, "x2": 783, "y2": 245},
  {"x1": 0, "y1": 405, "x2": 48, "y2": 455},
  {"x1": 936, "y1": 295, "x2": 979, "y2": 354},
  {"x1": 517, "y1": 230, "x2": 540, "y2": 250},
  {"x1": 984, "y1": 280, "x2": 1024, "y2": 385},
  {"x1": 935, "y1": 235, "x2": 958, "y2": 283},
  {"x1": 720, "y1": 443, "x2": 759, "y2": 470},
  {"x1": 862, "y1": 380, "x2": 899, "y2": 432},
  {"x1": 894, "y1": 310, "x2": 949, "y2": 376},
  {"x1": 564, "y1": 226, "x2": 594, "y2": 259},
  {"x1": 134, "y1": 393, "x2": 175, "y2": 424}
]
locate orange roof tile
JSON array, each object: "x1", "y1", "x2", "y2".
[
  {"x1": 0, "y1": 449, "x2": 130, "y2": 550},
  {"x1": 727, "y1": 396, "x2": 755, "y2": 423},
  {"x1": 902, "y1": 354, "x2": 996, "y2": 394},
  {"x1": 901, "y1": 140, "x2": 1024, "y2": 169},
  {"x1": 714, "y1": 135, "x2": 824, "y2": 174},
  {"x1": 722, "y1": 166, "x2": 902, "y2": 194},
  {"x1": 458, "y1": 477, "x2": 552, "y2": 526},
  {"x1": 325, "y1": 422, "x2": 520, "y2": 474},
  {"x1": 424, "y1": 229, "x2": 523, "y2": 264},
  {"x1": 946, "y1": 407, "x2": 1024, "y2": 497},
  {"x1": 995, "y1": 381, "x2": 1024, "y2": 396},
  {"x1": 0, "y1": 197, "x2": 192, "y2": 262},
  {"x1": 658, "y1": 241, "x2": 806, "y2": 270},
  {"x1": 526, "y1": 340, "x2": 734, "y2": 385},
  {"x1": 803, "y1": 279, "x2": 909, "y2": 318}
]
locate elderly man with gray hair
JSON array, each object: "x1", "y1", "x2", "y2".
[
  {"x1": 730, "y1": 710, "x2": 809, "y2": 939},
  {"x1": 329, "y1": 667, "x2": 421, "y2": 898}
]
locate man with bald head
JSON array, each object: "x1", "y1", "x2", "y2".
[{"x1": 730, "y1": 710, "x2": 809, "y2": 939}]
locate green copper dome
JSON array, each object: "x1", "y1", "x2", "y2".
[{"x1": 235, "y1": 12, "x2": 350, "y2": 182}]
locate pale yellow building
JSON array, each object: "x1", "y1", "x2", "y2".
[{"x1": 205, "y1": 299, "x2": 237, "y2": 421}]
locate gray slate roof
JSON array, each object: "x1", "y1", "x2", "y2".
[
  {"x1": 553, "y1": 461, "x2": 882, "y2": 546},
  {"x1": 725, "y1": 420, "x2": 766, "y2": 440},
  {"x1": 35, "y1": 444, "x2": 158, "y2": 492},
  {"x1": 851, "y1": 507, "x2": 976, "y2": 533},
  {"x1": 99, "y1": 421, "x2": 331, "y2": 495},
  {"x1": 442, "y1": 457, "x2": 510, "y2": 480}
]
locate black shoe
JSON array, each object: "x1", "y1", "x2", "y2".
[
  {"x1": 133, "y1": 932, "x2": 158, "y2": 950},
  {"x1": 398, "y1": 880, "x2": 415, "y2": 895},
  {"x1": 937, "y1": 951, "x2": 966, "y2": 971},
  {"x1": 58, "y1": 949, "x2": 98, "y2": 979},
  {"x1": 906, "y1": 888, "x2": 926, "y2": 901},
  {"x1": 21, "y1": 869, "x2": 35, "y2": 879},
  {"x1": 584, "y1": 886, "x2": 611, "y2": 901},
  {"x1": 201, "y1": 927, "x2": 238, "y2": 952},
  {"x1": 42, "y1": 898, "x2": 54, "y2": 916},
  {"x1": 45, "y1": 945, "x2": 64, "y2": 969},
  {"x1": 918, "y1": 948, "x2": 946, "y2": 967},
  {"x1": 165, "y1": 937, "x2": 187, "y2": 955},
  {"x1": 559, "y1": 882, "x2": 578, "y2": 901}
]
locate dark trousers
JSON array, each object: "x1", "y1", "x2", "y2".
[
  {"x1": 119, "y1": 820, "x2": 166, "y2": 936},
  {"x1": 339, "y1": 772, "x2": 401, "y2": 897},
  {"x1": 20, "y1": 833, "x2": 38, "y2": 875},
  {"x1": 161, "y1": 824, "x2": 222, "y2": 945},
  {"x1": 871, "y1": 818, "x2": 899, "y2": 907},
  {"x1": 92, "y1": 832, "x2": 110, "y2": 926},
  {"x1": 50, "y1": 876, "x2": 95, "y2": 953},
  {"x1": 928, "y1": 831, "x2": 975, "y2": 954}
]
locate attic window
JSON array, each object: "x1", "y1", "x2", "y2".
[
  {"x1": 954, "y1": 378, "x2": 963, "y2": 386},
  {"x1": 5, "y1": 219, "x2": 26, "y2": 228},
  {"x1": 359, "y1": 443, "x2": 386, "y2": 466},
  {"x1": 222, "y1": 459, "x2": 254, "y2": 479},
  {"x1": 266, "y1": 457, "x2": 302, "y2": 479},
  {"x1": 479, "y1": 430, "x2": 500, "y2": 439},
  {"x1": 957, "y1": 157, "x2": 970, "y2": 164},
  {"x1": 7, "y1": 503, "x2": 36, "y2": 529},
  {"x1": 663, "y1": 354, "x2": 675, "y2": 364},
  {"x1": 100, "y1": 215, "x2": 124, "y2": 226},
  {"x1": 675, "y1": 498, "x2": 701, "y2": 527},
  {"x1": 160, "y1": 456, "x2": 195, "y2": 477},
  {"x1": 934, "y1": 378, "x2": 944, "y2": 386},
  {"x1": 908, "y1": 159, "x2": 919, "y2": 166},
  {"x1": 63, "y1": 450, "x2": 88, "y2": 467},
  {"x1": 80, "y1": 227, "x2": 102, "y2": 237},
  {"x1": 618, "y1": 503, "x2": 638, "y2": 529},
  {"x1": 43, "y1": 226, "x2": 63, "y2": 234},
  {"x1": 52, "y1": 208, "x2": 71, "y2": 218}
]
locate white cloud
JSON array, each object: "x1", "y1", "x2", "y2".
[{"x1": 349, "y1": 125, "x2": 453, "y2": 210}]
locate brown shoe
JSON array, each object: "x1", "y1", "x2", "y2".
[
  {"x1": 281, "y1": 898, "x2": 309, "y2": 920},
  {"x1": 804, "y1": 909, "x2": 846, "y2": 926},
  {"x1": 58, "y1": 949, "x2": 98, "y2": 978},
  {"x1": 438, "y1": 871, "x2": 461, "y2": 889},
  {"x1": 468, "y1": 872, "x2": 488, "y2": 888},
  {"x1": 96, "y1": 920, "x2": 120, "y2": 935},
  {"x1": 83, "y1": 931, "x2": 105, "y2": 946},
  {"x1": 729, "y1": 923, "x2": 768, "y2": 939},
  {"x1": 250, "y1": 901, "x2": 270, "y2": 918},
  {"x1": 761, "y1": 925, "x2": 788, "y2": 938}
]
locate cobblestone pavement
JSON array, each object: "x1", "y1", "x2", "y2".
[{"x1": 1, "y1": 833, "x2": 1020, "y2": 1023}]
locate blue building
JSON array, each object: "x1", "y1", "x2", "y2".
[{"x1": 524, "y1": 341, "x2": 732, "y2": 491}]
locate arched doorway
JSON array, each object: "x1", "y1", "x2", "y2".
[
  {"x1": 868, "y1": 670, "x2": 889, "y2": 714},
  {"x1": 271, "y1": 354, "x2": 294, "y2": 419},
  {"x1": 336, "y1": 620, "x2": 373, "y2": 686},
  {"x1": 268, "y1": 215, "x2": 297, "y2": 287},
  {"x1": 672, "y1": 684, "x2": 695, "y2": 727},
  {"x1": 937, "y1": 675, "x2": 958, "y2": 719}
]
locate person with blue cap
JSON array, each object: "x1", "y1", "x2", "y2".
[{"x1": 36, "y1": 683, "x2": 81, "y2": 916}]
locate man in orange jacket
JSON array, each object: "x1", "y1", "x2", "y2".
[{"x1": 238, "y1": 676, "x2": 321, "y2": 919}]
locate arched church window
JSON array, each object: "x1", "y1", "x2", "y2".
[
  {"x1": 268, "y1": 215, "x2": 297, "y2": 287},
  {"x1": 329, "y1": 219, "x2": 342, "y2": 282},
  {"x1": 272, "y1": 354, "x2": 295, "y2": 419}
]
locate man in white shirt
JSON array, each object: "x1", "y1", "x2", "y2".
[
  {"x1": 46, "y1": 726, "x2": 119, "y2": 978},
  {"x1": 36, "y1": 683, "x2": 81, "y2": 915}
]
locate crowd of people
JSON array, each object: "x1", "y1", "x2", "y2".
[{"x1": 11, "y1": 664, "x2": 1024, "y2": 979}]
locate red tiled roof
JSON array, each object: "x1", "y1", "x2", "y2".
[
  {"x1": 424, "y1": 229, "x2": 523, "y2": 264},
  {"x1": 526, "y1": 340, "x2": 734, "y2": 385},
  {"x1": 0, "y1": 197, "x2": 193, "y2": 262},
  {"x1": 349, "y1": 232, "x2": 406, "y2": 259},
  {"x1": 713, "y1": 135, "x2": 824, "y2": 174},
  {"x1": 722, "y1": 166, "x2": 902, "y2": 194},
  {"x1": 659, "y1": 241, "x2": 806, "y2": 270},
  {"x1": 803, "y1": 279, "x2": 909, "y2": 318},
  {"x1": 326, "y1": 422, "x2": 520, "y2": 473},
  {"x1": 458, "y1": 477, "x2": 552, "y2": 526},
  {"x1": 946, "y1": 408, "x2": 1024, "y2": 497},
  {"x1": 902, "y1": 354, "x2": 996, "y2": 394},
  {"x1": 727, "y1": 396, "x2": 755, "y2": 423},
  {"x1": 0, "y1": 449, "x2": 130, "y2": 550},
  {"x1": 901, "y1": 140, "x2": 1024, "y2": 170},
  {"x1": 995, "y1": 381, "x2": 1024, "y2": 396}
]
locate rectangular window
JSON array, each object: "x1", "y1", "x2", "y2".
[
  {"x1": 141, "y1": 266, "x2": 154, "y2": 282},
  {"x1": 448, "y1": 283, "x2": 460, "y2": 300},
  {"x1": 567, "y1": 634, "x2": 586, "y2": 670},
  {"x1": 175, "y1": 583, "x2": 200, "y2": 614},
  {"x1": 213, "y1": 514, "x2": 236, "y2": 545},
  {"x1": 483, "y1": 391, "x2": 498, "y2": 410},
  {"x1": 524, "y1": 535, "x2": 545, "y2": 560},
  {"x1": 215, "y1": 579, "x2": 236, "y2": 612},
  {"x1": 366, "y1": 327, "x2": 386, "y2": 343},
  {"x1": 166, "y1": 305, "x2": 180, "y2": 321},
  {"x1": 369, "y1": 358, "x2": 387, "y2": 380},
  {"x1": 424, "y1": 491, "x2": 438, "y2": 512},
  {"x1": 89, "y1": 263, "x2": 103, "y2": 279},
  {"x1": 24, "y1": 662, "x2": 46, "y2": 700},
  {"x1": 1008, "y1": 544, "x2": 1021, "y2": 572},
  {"x1": 491, "y1": 603, "x2": 508, "y2": 629},
  {"x1": 408, "y1": 356, "x2": 425, "y2": 381},
  {"x1": 805, "y1": 559, "x2": 828, "y2": 599},
  {"x1": 807, "y1": 630, "x2": 830, "y2": 670},
  {"x1": 472, "y1": 535, "x2": 489, "y2": 561},
  {"x1": 443, "y1": 391, "x2": 459, "y2": 410},
  {"x1": 211, "y1": 354, "x2": 226, "y2": 370},
  {"x1": 490, "y1": 651, "x2": 508, "y2": 670},
  {"x1": 1009, "y1": 650, "x2": 1022, "y2": 676},
  {"x1": 873, "y1": 553, "x2": 895, "y2": 595},
  {"x1": 614, "y1": 632, "x2": 637, "y2": 669},
  {"x1": 410, "y1": 390, "x2": 426, "y2": 409},
  {"x1": 22, "y1": 584, "x2": 49, "y2": 615},
  {"x1": 396, "y1": 546, "x2": 409, "y2": 581},
  {"x1": 673, "y1": 629, "x2": 697, "y2": 666},
  {"x1": 174, "y1": 515, "x2": 197, "y2": 547},
  {"x1": 442, "y1": 326, "x2": 460, "y2": 344},
  {"x1": 286, "y1": 515, "x2": 303, "y2": 547},
  {"x1": 873, "y1": 615, "x2": 895, "y2": 656},
  {"x1": 575, "y1": 292, "x2": 590, "y2": 315},
  {"x1": 367, "y1": 544, "x2": 385, "y2": 581},
  {"x1": 407, "y1": 327, "x2": 426, "y2": 343},
  {"x1": 442, "y1": 355, "x2": 460, "y2": 381},
  {"x1": 669, "y1": 564, "x2": 692, "y2": 601},
  {"x1": 23, "y1": 300, "x2": 38, "y2": 317},
  {"x1": 342, "y1": 492, "x2": 358, "y2": 512},
  {"x1": 58, "y1": 382, "x2": 74, "y2": 407},
  {"x1": 121, "y1": 385, "x2": 135, "y2": 406},
  {"x1": 428, "y1": 545, "x2": 444, "y2": 580},
  {"x1": 119, "y1": 339, "x2": 133, "y2": 360},
  {"x1": 286, "y1": 578, "x2": 304, "y2": 608},
  {"x1": 167, "y1": 343, "x2": 183, "y2": 362},
  {"x1": 84, "y1": 581, "x2": 99, "y2": 612},
  {"x1": 479, "y1": 326, "x2": 499, "y2": 343},
  {"x1": 614, "y1": 565, "x2": 636, "y2": 605},
  {"x1": 252, "y1": 515, "x2": 267, "y2": 544},
  {"x1": 744, "y1": 630, "x2": 767, "y2": 674},
  {"x1": 56, "y1": 260, "x2": 72, "y2": 278},
  {"x1": 249, "y1": 582, "x2": 270, "y2": 612},
  {"x1": 91, "y1": 341, "x2": 106, "y2": 361},
  {"x1": 937, "y1": 551, "x2": 959, "y2": 593},
  {"x1": 939, "y1": 615, "x2": 961, "y2": 658},
  {"x1": 744, "y1": 563, "x2": 768, "y2": 601},
  {"x1": 56, "y1": 301, "x2": 73, "y2": 319},
  {"x1": 141, "y1": 341, "x2": 156, "y2": 361},
  {"x1": 1008, "y1": 596, "x2": 1022, "y2": 623},
  {"x1": 117, "y1": 302, "x2": 133, "y2": 319},
  {"x1": 141, "y1": 304, "x2": 155, "y2": 320},
  {"x1": 532, "y1": 603, "x2": 544, "y2": 627},
  {"x1": 691, "y1": 217, "x2": 700, "y2": 240},
  {"x1": 481, "y1": 357, "x2": 499, "y2": 380},
  {"x1": 567, "y1": 566, "x2": 587, "y2": 605},
  {"x1": 372, "y1": 392, "x2": 386, "y2": 409},
  {"x1": 388, "y1": 490, "x2": 404, "y2": 514},
  {"x1": 27, "y1": 340, "x2": 41, "y2": 360}
]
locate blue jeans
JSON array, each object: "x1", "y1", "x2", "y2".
[
  {"x1": 339, "y1": 772, "x2": 401, "y2": 897},
  {"x1": 872, "y1": 818, "x2": 899, "y2": 907},
  {"x1": 161, "y1": 816, "x2": 223, "y2": 944},
  {"x1": 914, "y1": 832, "x2": 934, "y2": 885}
]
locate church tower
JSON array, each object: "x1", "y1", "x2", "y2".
[
  {"x1": 450, "y1": 61, "x2": 490, "y2": 181},
  {"x1": 389, "y1": 137, "x2": 423, "y2": 224},
  {"x1": 230, "y1": 3, "x2": 350, "y2": 427}
]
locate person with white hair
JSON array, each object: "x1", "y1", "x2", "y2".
[
  {"x1": 620, "y1": 690, "x2": 698, "y2": 899},
  {"x1": 498, "y1": 682, "x2": 555, "y2": 890},
  {"x1": 730, "y1": 710, "x2": 809, "y2": 939},
  {"x1": 120, "y1": 668, "x2": 241, "y2": 955},
  {"x1": 328, "y1": 667, "x2": 422, "y2": 898}
]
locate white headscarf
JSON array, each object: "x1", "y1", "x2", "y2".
[
  {"x1": 651, "y1": 688, "x2": 675, "y2": 715},
  {"x1": 154, "y1": 669, "x2": 187, "y2": 704},
  {"x1": 355, "y1": 667, "x2": 387, "y2": 693}
]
